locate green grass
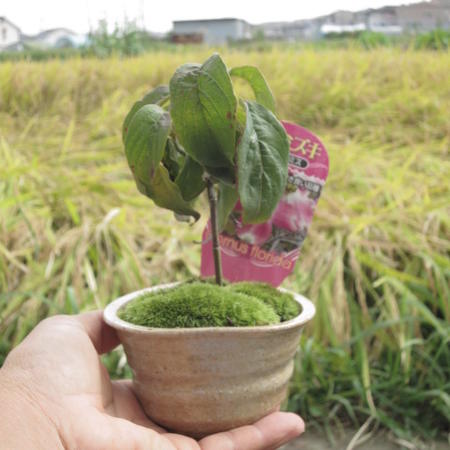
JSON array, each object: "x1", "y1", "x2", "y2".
[{"x1": 0, "y1": 48, "x2": 449, "y2": 446}]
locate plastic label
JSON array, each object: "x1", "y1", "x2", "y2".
[{"x1": 201, "y1": 121, "x2": 329, "y2": 286}]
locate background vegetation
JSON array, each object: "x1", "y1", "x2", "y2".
[
  {"x1": 0, "y1": 28, "x2": 448, "y2": 62},
  {"x1": 0, "y1": 48, "x2": 449, "y2": 448}
]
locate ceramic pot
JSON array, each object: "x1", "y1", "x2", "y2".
[{"x1": 103, "y1": 283, "x2": 315, "y2": 438}]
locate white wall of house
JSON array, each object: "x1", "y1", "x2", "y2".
[
  {"x1": 173, "y1": 19, "x2": 250, "y2": 45},
  {"x1": 0, "y1": 18, "x2": 21, "y2": 49},
  {"x1": 321, "y1": 23, "x2": 366, "y2": 34},
  {"x1": 27, "y1": 29, "x2": 84, "y2": 49}
]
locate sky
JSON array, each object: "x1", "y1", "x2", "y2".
[{"x1": 2, "y1": 0, "x2": 423, "y2": 34}]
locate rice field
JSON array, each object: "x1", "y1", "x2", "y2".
[{"x1": 0, "y1": 48, "x2": 449, "y2": 447}]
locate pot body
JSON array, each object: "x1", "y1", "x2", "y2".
[{"x1": 104, "y1": 283, "x2": 315, "y2": 438}]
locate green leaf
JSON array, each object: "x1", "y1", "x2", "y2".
[
  {"x1": 237, "y1": 101, "x2": 289, "y2": 224},
  {"x1": 230, "y1": 66, "x2": 276, "y2": 114},
  {"x1": 169, "y1": 54, "x2": 237, "y2": 169},
  {"x1": 122, "y1": 100, "x2": 144, "y2": 144},
  {"x1": 218, "y1": 183, "x2": 239, "y2": 231},
  {"x1": 122, "y1": 86, "x2": 170, "y2": 144},
  {"x1": 235, "y1": 99, "x2": 247, "y2": 133},
  {"x1": 163, "y1": 137, "x2": 185, "y2": 180},
  {"x1": 175, "y1": 157, "x2": 206, "y2": 201},
  {"x1": 136, "y1": 165, "x2": 200, "y2": 221},
  {"x1": 124, "y1": 104, "x2": 171, "y2": 184},
  {"x1": 141, "y1": 85, "x2": 170, "y2": 105},
  {"x1": 204, "y1": 165, "x2": 236, "y2": 186}
]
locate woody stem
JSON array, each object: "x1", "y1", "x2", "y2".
[{"x1": 206, "y1": 177, "x2": 223, "y2": 286}]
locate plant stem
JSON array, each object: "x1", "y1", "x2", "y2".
[{"x1": 206, "y1": 177, "x2": 223, "y2": 286}]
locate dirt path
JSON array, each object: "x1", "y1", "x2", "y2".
[{"x1": 282, "y1": 429, "x2": 448, "y2": 450}]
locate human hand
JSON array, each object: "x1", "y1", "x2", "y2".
[{"x1": 0, "y1": 311, "x2": 304, "y2": 449}]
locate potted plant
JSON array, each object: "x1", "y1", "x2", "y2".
[{"x1": 104, "y1": 54, "x2": 316, "y2": 438}]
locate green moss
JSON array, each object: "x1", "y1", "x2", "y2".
[
  {"x1": 118, "y1": 282, "x2": 280, "y2": 328},
  {"x1": 227, "y1": 282, "x2": 300, "y2": 321}
]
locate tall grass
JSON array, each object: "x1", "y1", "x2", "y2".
[{"x1": 0, "y1": 49, "x2": 449, "y2": 446}]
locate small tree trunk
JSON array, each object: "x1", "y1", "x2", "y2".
[{"x1": 206, "y1": 177, "x2": 223, "y2": 285}]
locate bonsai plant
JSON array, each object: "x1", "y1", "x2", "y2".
[{"x1": 104, "y1": 54, "x2": 316, "y2": 438}]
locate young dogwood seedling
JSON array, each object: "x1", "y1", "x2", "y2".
[{"x1": 123, "y1": 54, "x2": 289, "y2": 285}]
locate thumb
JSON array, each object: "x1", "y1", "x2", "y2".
[{"x1": 75, "y1": 412, "x2": 177, "y2": 450}]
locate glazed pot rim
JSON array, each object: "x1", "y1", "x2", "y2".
[{"x1": 104, "y1": 282, "x2": 315, "y2": 335}]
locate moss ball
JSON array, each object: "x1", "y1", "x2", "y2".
[
  {"x1": 226, "y1": 282, "x2": 300, "y2": 322},
  {"x1": 118, "y1": 282, "x2": 280, "y2": 328}
]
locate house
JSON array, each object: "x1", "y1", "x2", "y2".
[
  {"x1": 257, "y1": 0, "x2": 449, "y2": 40},
  {"x1": 365, "y1": 7, "x2": 403, "y2": 34},
  {"x1": 327, "y1": 10, "x2": 356, "y2": 26},
  {"x1": 172, "y1": 18, "x2": 252, "y2": 45},
  {"x1": 0, "y1": 17, "x2": 21, "y2": 50},
  {"x1": 253, "y1": 22, "x2": 286, "y2": 40},
  {"x1": 0, "y1": 19, "x2": 86, "y2": 52},
  {"x1": 23, "y1": 28, "x2": 86, "y2": 49},
  {"x1": 395, "y1": 0, "x2": 450, "y2": 31},
  {"x1": 360, "y1": 1, "x2": 449, "y2": 34}
]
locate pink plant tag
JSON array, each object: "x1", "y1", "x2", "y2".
[{"x1": 201, "y1": 121, "x2": 329, "y2": 286}]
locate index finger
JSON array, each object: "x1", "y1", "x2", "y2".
[{"x1": 77, "y1": 310, "x2": 120, "y2": 354}]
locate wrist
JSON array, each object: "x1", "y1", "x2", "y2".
[{"x1": 0, "y1": 370, "x2": 64, "y2": 450}]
